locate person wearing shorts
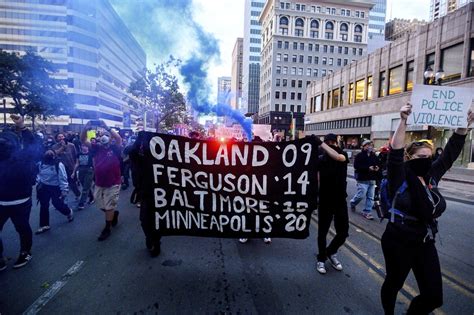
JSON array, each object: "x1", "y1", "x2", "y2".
[{"x1": 81, "y1": 120, "x2": 122, "y2": 241}]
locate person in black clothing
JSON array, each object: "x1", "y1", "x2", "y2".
[
  {"x1": 0, "y1": 115, "x2": 41, "y2": 270},
  {"x1": 129, "y1": 132, "x2": 161, "y2": 257},
  {"x1": 381, "y1": 103, "x2": 474, "y2": 315},
  {"x1": 316, "y1": 133, "x2": 350, "y2": 275},
  {"x1": 433, "y1": 147, "x2": 444, "y2": 161},
  {"x1": 350, "y1": 140, "x2": 379, "y2": 220}
]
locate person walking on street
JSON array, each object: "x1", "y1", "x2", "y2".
[
  {"x1": 36, "y1": 150, "x2": 74, "y2": 234},
  {"x1": 80, "y1": 120, "x2": 122, "y2": 241},
  {"x1": 380, "y1": 104, "x2": 474, "y2": 315},
  {"x1": 52, "y1": 132, "x2": 80, "y2": 198},
  {"x1": 0, "y1": 115, "x2": 41, "y2": 270},
  {"x1": 316, "y1": 133, "x2": 350, "y2": 274},
  {"x1": 350, "y1": 139, "x2": 379, "y2": 220},
  {"x1": 73, "y1": 144, "x2": 94, "y2": 210}
]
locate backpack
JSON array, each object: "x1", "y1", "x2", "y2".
[{"x1": 379, "y1": 178, "x2": 442, "y2": 223}]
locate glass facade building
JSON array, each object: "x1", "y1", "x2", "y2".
[
  {"x1": 0, "y1": 0, "x2": 146, "y2": 128},
  {"x1": 242, "y1": 0, "x2": 265, "y2": 117}
]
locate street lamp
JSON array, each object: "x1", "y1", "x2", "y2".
[{"x1": 424, "y1": 66, "x2": 445, "y2": 85}]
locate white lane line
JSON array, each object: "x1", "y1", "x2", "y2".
[{"x1": 23, "y1": 260, "x2": 84, "y2": 315}]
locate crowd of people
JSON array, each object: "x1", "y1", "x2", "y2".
[{"x1": 0, "y1": 106, "x2": 473, "y2": 315}]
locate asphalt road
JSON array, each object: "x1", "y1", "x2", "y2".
[{"x1": 0, "y1": 178, "x2": 473, "y2": 314}]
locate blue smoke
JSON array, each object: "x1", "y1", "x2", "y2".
[{"x1": 111, "y1": 0, "x2": 253, "y2": 139}]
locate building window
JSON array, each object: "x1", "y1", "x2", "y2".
[
  {"x1": 346, "y1": 10, "x2": 351, "y2": 17},
  {"x1": 293, "y1": 42, "x2": 298, "y2": 50},
  {"x1": 291, "y1": 67, "x2": 296, "y2": 75},
  {"x1": 284, "y1": 41, "x2": 289, "y2": 49},
  {"x1": 322, "y1": 57, "x2": 327, "y2": 65},
  {"x1": 406, "y1": 61, "x2": 414, "y2": 91},
  {"x1": 315, "y1": 44, "x2": 320, "y2": 52},
  {"x1": 282, "y1": 104, "x2": 286, "y2": 111},
  {"x1": 328, "y1": 58, "x2": 333, "y2": 66},
  {"x1": 306, "y1": 68, "x2": 312, "y2": 76},
  {"x1": 425, "y1": 52, "x2": 435, "y2": 70},
  {"x1": 313, "y1": 69, "x2": 318, "y2": 77},
  {"x1": 310, "y1": 31, "x2": 319, "y2": 38},
  {"x1": 325, "y1": 32, "x2": 334, "y2": 39},
  {"x1": 291, "y1": 92, "x2": 295, "y2": 100},
  {"x1": 283, "y1": 54, "x2": 289, "y2": 62},
  {"x1": 276, "y1": 79, "x2": 281, "y2": 87},
  {"x1": 344, "y1": 47, "x2": 349, "y2": 54},
  {"x1": 338, "y1": 46, "x2": 343, "y2": 54},
  {"x1": 367, "y1": 76, "x2": 373, "y2": 100},
  {"x1": 308, "y1": 43, "x2": 313, "y2": 51},
  {"x1": 354, "y1": 35, "x2": 362, "y2": 43},
  {"x1": 283, "y1": 79, "x2": 287, "y2": 87},
  {"x1": 276, "y1": 54, "x2": 281, "y2": 62},
  {"x1": 290, "y1": 105, "x2": 294, "y2": 112},
  {"x1": 280, "y1": 16, "x2": 289, "y2": 26},
  {"x1": 330, "y1": 46, "x2": 334, "y2": 53},
  {"x1": 340, "y1": 86, "x2": 345, "y2": 106},
  {"x1": 275, "y1": 91, "x2": 280, "y2": 99},
  {"x1": 291, "y1": 80, "x2": 296, "y2": 88},
  {"x1": 275, "y1": 104, "x2": 280, "y2": 111},
  {"x1": 441, "y1": 43, "x2": 463, "y2": 82},
  {"x1": 292, "y1": 55, "x2": 297, "y2": 62},
  {"x1": 323, "y1": 45, "x2": 328, "y2": 53},
  {"x1": 297, "y1": 105, "x2": 301, "y2": 112},
  {"x1": 358, "y1": 48, "x2": 363, "y2": 56},
  {"x1": 298, "y1": 80, "x2": 303, "y2": 88},
  {"x1": 344, "y1": 59, "x2": 348, "y2": 66},
  {"x1": 299, "y1": 55, "x2": 304, "y2": 63},
  {"x1": 297, "y1": 93, "x2": 302, "y2": 100},
  {"x1": 332, "y1": 88, "x2": 339, "y2": 108},
  {"x1": 300, "y1": 43, "x2": 305, "y2": 50},
  {"x1": 379, "y1": 71, "x2": 387, "y2": 97},
  {"x1": 295, "y1": 18, "x2": 304, "y2": 27},
  {"x1": 283, "y1": 67, "x2": 288, "y2": 74},
  {"x1": 282, "y1": 92, "x2": 287, "y2": 99},
  {"x1": 349, "y1": 82, "x2": 354, "y2": 104},
  {"x1": 337, "y1": 58, "x2": 341, "y2": 66},
  {"x1": 308, "y1": 56, "x2": 313, "y2": 63},
  {"x1": 355, "y1": 79, "x2": 365, "y2": 103},
  {"x1": 315, "y1": 57, "x2": 319, "y2": 64},
  {"x1": 340, "y1": 23, "x2": 348, "y2": 32},
  {"x1": 389, "y1": 65, "x2": 403, "y2": 95},
  {"x1": 341, "y1": 34, "x2": 348, "y2": 41},
  {"x1": 280, "y1": 28, "x2": 289, "y2": 35},
  {"x1": 311, "y1": 20, "x2": 319, "y2": 29},
  {"x1": 298, "y1": 68, "x2": 303, "y2": 75},
  {"x1": 295, "y1": 29, "x2": 304, "y2": 36},
  {"x1": 276, "y1": 66, "x2": 281, "y2": 74},
  {"x1": 322, "y1": 69, "x2": 326, "y2": 77},
  {"x1": 354, "y1": 25, "x2": 362, "y2": 33}
]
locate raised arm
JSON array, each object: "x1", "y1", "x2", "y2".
[
  {"x1": 391, "y1": 103, "x2": 411, "y2": 150},
  {"x1": 320, "y1": 142, "x2": 347, "y2": 162},
  {"x1": 80, "y1": 121, "x2": 92, "y2": 147}
]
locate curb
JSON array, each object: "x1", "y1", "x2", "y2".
[
  {"x1": 440, "y1": 177, "x2": 474, "y2": 185},
  {"x1": 347, "y1": 175, "x2": 474, "y2": 205}
]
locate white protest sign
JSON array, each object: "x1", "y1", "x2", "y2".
[
  {"x1": 252, "y1": 124, "x2": 272, "y2": 141},
  {"x1": 408, "y1": 85, "x2": 473, "y2": 128}
]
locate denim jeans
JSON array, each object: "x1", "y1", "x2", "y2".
[
  {"x1": 78, "y1": 168, "x2": 94, "y2": 206},
  {"x1": 0, "y1": 199, "x2": 33, "y2": 256},
  {"x1": 350, "y1": 180, "x2": 376, "y2": 213}
]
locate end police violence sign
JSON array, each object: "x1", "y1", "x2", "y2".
[
  {"x1": 408, "y1": 85, "x2": 473, "y2": 129},
  {"x1": 135, "y1": 133, "x2": 320, "y2": 239}
]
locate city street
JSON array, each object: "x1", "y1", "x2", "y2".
[{"x1": 1, "y1": 178, "x2": 473, "y2": 314}]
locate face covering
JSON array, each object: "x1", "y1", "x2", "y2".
[
  {"x1": 406, "y1": 157, "x2": 432, "y2": 177},
  {"x1": 100, "y1": 135, "x2": 110, "y2": 145}
]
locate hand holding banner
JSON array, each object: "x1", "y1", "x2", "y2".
[{"x1": 408, "y1": 85, "x2": 473, "y2": 129}]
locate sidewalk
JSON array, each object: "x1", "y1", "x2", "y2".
[{"x1": 347, "y1": 165, "x2": 474, "y2": 205}]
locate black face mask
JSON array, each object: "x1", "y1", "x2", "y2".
[{"x1": 406, "y1": 157, "x2": 432, "y2": 177}]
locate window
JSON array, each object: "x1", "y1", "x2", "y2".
[
  {"x1": 276, "y1": 66, "x2": 281, "y2": 74},
  {"x1": 441, "y1": 43, "x2": 463, "y2": 82},
  {"x1": 315, "y1": 57, "x2": 319, "y2": 64},
  {"x1": 284, "y1": 41, "x2": 289, "y2": 49},
  {"x1": 310, "y1": 30, "x2": 319, "y2": 38},
  {"x1": 306, "y1": 68, "x2": 312, "y2": 76},
  {"x1": 280, "y1": 16, "x2": 289, "y2": 25},
  {"x1": 276, "y1": 79, "x2": 281, "y2": 87},
  {"x1": 315, "y1": 44, "x2": 320, "y2": 52},
  {"x1": 344, "y1": 47, "x2": 349, "y2": 54},
  {"x1": 325, "y1": 32, "x2": 334, "y2": 39},
  {"x1": 389, "y1": 66, "x2": 403, "y2": 95},
  {"x1": 359, "y1": 48, "x2": 363, "y2": 56},
  {"x1": 326, "y1": 21, "x2": 334, "y2": 30},
  {"x1": 352, "y1": 48, "x2": 357, "y2": 55},
  {"x1": 295, "y1": 18, "x2": 304, "y2": 27},
  {"x1": 406, "y1": 61, "x2": 414, "y2": 91},
  {"x1": 299, "y1": 55, "x2": 304, "y2": 63},
  {"x1": 298, "y1": 80, "x2": 303, "y2": 88},
  {"x1": 332, "y1": 88, "x2": 340, "y2": 108},
  {"x1": 280, "y1": 2, "x2": 285, "y2": 9},
  {"x1": 292, "y1": 55, "x2": 297, "y2": 62},
  {"x1": 344, "y1": 59, "x2": 348, "y2": 66},
  {"x1": 275, "y1": 91, "x2": 280, "y2": 99},
  {"x1": 276, "y1": 54, "x2": 281, "y2": 62},
  {"x1": 341, "y1": 34, "x2": 348, "y2": 41},
  {"x1": 277, "y1": 41, "x2": 282, "y2": 48},
  {"x1": 313, "y1": 69, "x2": 318, "y2": 77},
  {"x1": 379, "y1": 71, "x2": 387, "y2": 97},
  {"x1": 340, "y1": 23, "x2": 348, "y2": 32},
  {"x1": 291, "y1": 67, "x2": 296, "y2": 75},
  {"x1": 341, "y1": 9, "x2": 346, "y2": 16},
  {"x1": 354, "y1": 35, "x2": 362, "y2": 43},
  {"x1": 283, "y1": 54, "x2": 289, "y2": 62},
  {"x1": 322, "y1": 69, "x2": 327, "y2": 77},
  {"x1": 295, "y1": 29, "x2": 304, "y2": 36},
  {"x1": 298, "y1": 68, "x2": 303, "y2": 75},
  {"x1": 346, "y1": 10, "x2": 351, "y2": 16},
  {"x1": 280, "y1": 28, "x2": 289, "y2": 35},
  {"x1": 354, "y1": 25, "x2": 362, "y2": 33},
  {"x1": 355, "y1": 79, "x2": 365, "y2": 102},
  {"x1": 322, "y1": 57, "x2": 327, "y2": 65},
  {"x1": 291, "y1": 80, "x2": 296, "y2": 88},
  {"x1": 290, "y1": 105, "x2": 295, "y2": 112},
  {"x1": 323, "y1": 45, "x2": 328, "y2": 53},
  {"x1": 300, "y1": 43, "x2": 305, "y2": 50},
  {"x1": 340, "y1": 86, "x2": 345, "y2": 106},
  {"x1": 367, "y1": 76, "x2": 373, "y2": 100},
  {"x1": 283, "y1": 67, "x2": 288, "y2": 74},
  {"x1": 308, "y1": 43, "x2": 313, "y2": 51},
  {"x1": 331, "y1": 8, "x2": 336, "y2": 15},
  {"x1": 283, "y1": 79, "x2": 287, "y2": 87},
  {"x1": 291, "y1": 92, "x2": 295, "y2": 100},
  {"x1": 337, "y1": 58, "x2": 341, "y2": 66},
  {"x1": 282, "y1": 92, "x2": 287, "y2": 99},
  {"x1": 297, "y1": 105, "x2": 302, "y2": 113},
  {"x1": 308, "y1": 56, "x2": 313, "y2": 63},
  {"x1": 275, "y1": 104, "x2": 280, "y2": 111},
  {"x1": 338, "y1": 46, "x2": 342, "y2": 54},
  {"x1": 330, "y1": 46, "x2": 334, "y2": 53},
  {"x1": 293, "y1": 42, "x2": 298, "y2": 50},
  {"x1": 328, "y1": 58, "x2": 333, "y2": 66},
  {"x1": 355, "y1": 11, "x2": 360, "y2": 18},
  {"x1": 282, "y1": 104, "x2": 287, "y2": 111},
  {"x1": 349, "y1": 83, "x2": 354, "y2": 104},
  {"x1": 311, "y1": 20, "x2": 319, "y2": 28}
]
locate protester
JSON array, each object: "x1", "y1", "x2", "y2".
[
  {"x1": 350, "y1": 139, "x2": 379, "y2": 220},
  {"x1": 316, "y1": 133, "x2": 349, "y2": 274},
  {"x1": 129, "y1": 132, "x2": 161, "y2": 257},
  {"x1": 73, "y1": 144, "x2": 94, "y2": 210},
  {"x1": 0, "y1": 115, "x2": 40, "y2": 270},
  {"x1": 380, "y1": 104, "x2": 474, "y2": 315},
  {"x1": 433, "y1": 147, "x2": 444, "y2": 161},
  {"x1": 36, "y1": 150, "x2": 74, "y2": 234},
  {"x1": 80, "y1": 120, "x2": 122, "y2": 241},
  {"x1": 121, "y1": 138, "x2": 134, "y2": 190},
  {"x1": 52, "y1": 132, "x2": 80, "y2": 198}
]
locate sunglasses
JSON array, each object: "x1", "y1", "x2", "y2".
[{"x1": 411, "y1": 139, "x2": 433, "y2": 147}]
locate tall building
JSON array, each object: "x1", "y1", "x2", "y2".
[
  {"x1": 231, "y1": 38, "x2": 244, "y2": 112},
  {"x1": 306, "y1": 3, "x2": 474, "y2": 167},
  {"x1": 242, "y1": 0, "x2": 265, "y2": 119},
  {"x1": 259, "y1": 0, "x2": 374, "y2": 136},
  {"x1": 0, "y1": 0, "x2": 146, "y2": 129},
  {"x1": 385, "y1": 18, "x2": 427, "y2": 41},
  {"x1": 367, "y1": 0, "x2": 388, "y2": 52},
  {"x1": 430, "y1": 0, "x2": 473, "y2": 20},
  {"x1": 217, "y1": 76, "x2": 232, "y2": 105}
]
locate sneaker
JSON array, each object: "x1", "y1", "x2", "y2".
[
  {"x1": 111, "y1": 211, "x2": 119, "y2": 227},
  {"x1": 239, "y1": 238, "x2": 248, "y2": 244},
  {"x1": 77, "y1": 203, "x2": 85, "y2": 211},
  {"x1": 13, "y1": 252, "x2": 32, "y2": 269},
  {"x1": 98, "y1": 228, "x2": 111, "y2": 241},
  {"x1": 350, "y1": 204, "x2": 356, "y2": 212},
  {"x1": 263, "y1": 238, "x2": 272, "y2": 244},
  {"x1": 316, "y1": 261, "x2": 327, "y2": 274},
  {"x1": 35, "y1": 226, "x2": 50, "y2": 234},
  {"x1": 0, "y1": 257, "x2": 6, "y2": 271},
  {"x1": 361, "y1": 212, "x2": 374, "y2": 220},
  {"x1": 329, "y1": 254, "x2": 343, "y2": 271},
  {"x1": 67, "y1": 209, "x2": 74, "y2": 222}
]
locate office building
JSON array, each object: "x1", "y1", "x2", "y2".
[
  {"x1": 259, "y1": 0, "x2": 374, "y2": 136},
  {"x1": 0, "y1": 0, "x2": 146, "y2": 129},
  {"x1": 367, "y1": 0, "x2": 388, "y2": 52},
  {"x1": 217, "y1": 76, "x2": 232, "y2": 105},
  {"x1": 231, "y1": 38, "x2": 244, "y2": 112},
  {"x1": 306, "y1": 3, "x2": 474, "y2": 167},
  {"x1": 430, "y1": 0, "x2": 473, "y2": 20},
  {"x1": 385, "y1": 18, "x2": 427, "y2": 41},
  {"x1": 242, "y1": 0, "x2": 265, "y2": 119}
]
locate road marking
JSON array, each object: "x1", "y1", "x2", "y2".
[{"x1": 23, "y1": 261, "x2": 84, "y2": 315}]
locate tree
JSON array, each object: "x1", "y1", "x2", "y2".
[
  {"x1": 128, "y1": 57, "x2": 188, "y2": 132},
  {"x1": 0, "y1": 50, "x2": 71, "y2": 129}
]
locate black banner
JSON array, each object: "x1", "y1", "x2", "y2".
[{"x1": 138, "y1": 132, "x2": 319, "y2": 239}]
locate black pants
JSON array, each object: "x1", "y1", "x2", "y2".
[
  {"x1": 38, "y1": 184, "x2": 71, "y2": 227},
  {"x1": 0, "y1": 199, "x2": 33, "y2": 256},
  {"x1": 381, "y1": 224, "x2": 443, "y2": 315},
  {"x1": 317, "y1": 202, "x2": 349, "y2": 261},
  {"x1": 122, "y1": 161, "x2": 131, "y2": 186},
  {"x1": 139, "y1": 200, "x2": 161, "y2": 248}
]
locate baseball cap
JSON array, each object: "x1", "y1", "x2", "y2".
[
  {"x1": 362, "y1": 140, "x2": 373, "y2": 147},
  {"x1": 324, "y1": 133, "x2": 337, "y2": 143}
]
